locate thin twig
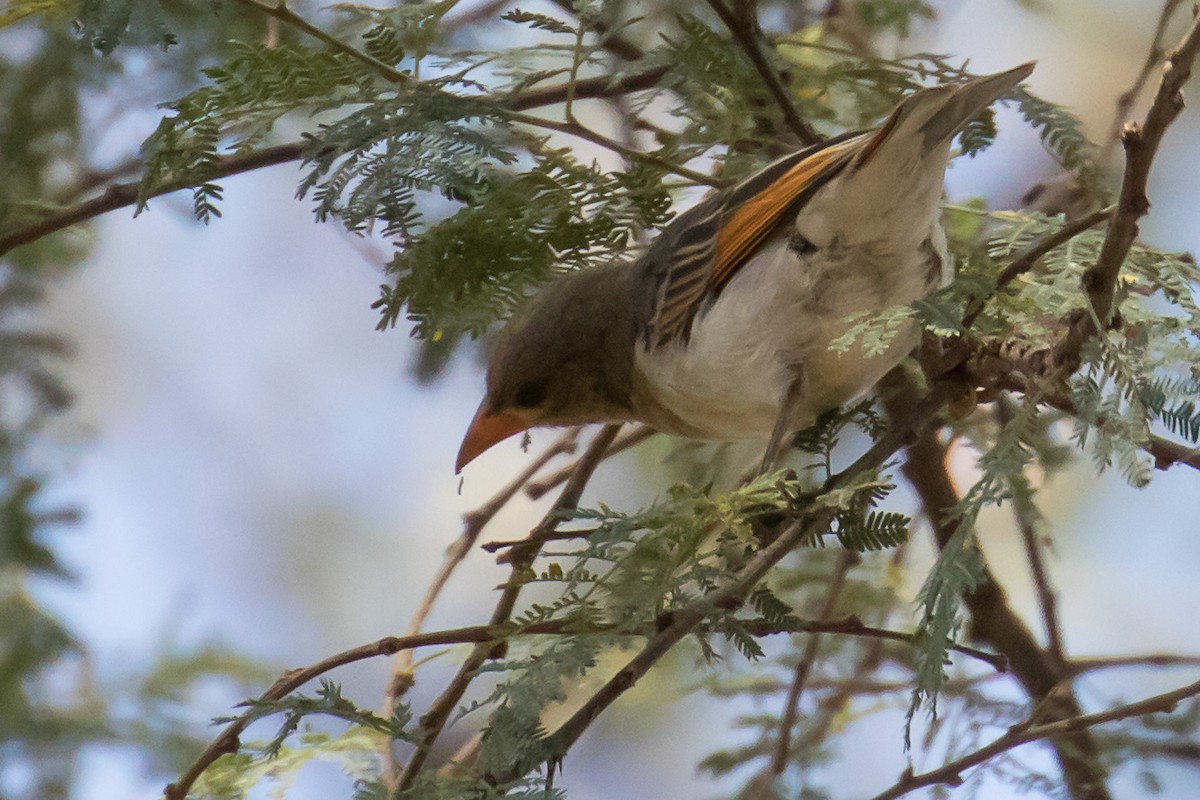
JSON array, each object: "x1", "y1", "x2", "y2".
[
  {"x1": 163, "y1": 583, "x2": 1008, "y2": 795},
  {"x1": 997, "y1": 396, "x2": 1066, "y2": 665},
  {"x1": 870, "y1": 678, "x2": 1200, "y2": 800},
  {"x1": 0, "y1": 143, "x2": 305, "y2": 258},
  {"x1": 482, "y1": 388, "x2": 959, "y2": 787},
  {"x1": 163, "y1": 620, "x2": 565, "y2": 800},
  {"x1": 440, "y1": 0, "x2": 512, "y2": 34},
  {"x1": 396, "y1": 424, "x2": 623, "y2": 791},
  {"x1": 993, "y1": 373, "x2": 1200, "y2": 475},
  {"x1": 0, "y1": 62, "x2": 673, "y2": 258},
  {"x1": 771, "y1": 543, "x2": 912, "y2": 775},
  {"x1": 505, "y1": 66, "x2": 669, "y2": 112},
  {"x1": 880, "y1": 369, "x2": 1113, "y2": 800},
  {"x1": 392, "y1": 428, "x2": 579, "y2": 672},
  {"x1": 1015, "y1": 499, "x2": 1065, "y2": 664},
  {"x1": 1103, "y1": 0, "x2": 1186, "y2": 160},
  {"x1": 1069, "y1": 652, "x2": 1200, "y2": 674},
  {"x1": 504, "y1": 110, "x2": 723, "y2": 186},
  {"x1": 704, "y1": 0, "x2": 821, "y2": 146},
  {"x1": 767, "y1": 551, "x2": 857, "y2": 781},
  {"x1": 232, "y1": 0, "x2": 410, "y2": 84},
  {"x1": 380, "y1": 427, "x2": 580, "y2": 781},
  {"x1": 1081, "y1": 9, "x2": 1200, "y2": 328},
  {"x1": 525, "y1": 424, "x2": 656, "y2": 500},
  {"x1": 961, "y1": 206, "x2": 1113, "y2": 330},
  {"x1": 1148, "y1": 434, "x2": 1200, "y2": 471},
  {"x1": 741, "y1": 614, "x2": 1007, "y2": 672}
]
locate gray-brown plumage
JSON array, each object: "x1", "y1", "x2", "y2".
[{"x1": 457, "y1": 63, "x2": 1035, "y2": 472}]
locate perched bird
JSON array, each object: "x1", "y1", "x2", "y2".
[{"x1": 457, "y1": 63, "x2": 1035, "y2": 473}]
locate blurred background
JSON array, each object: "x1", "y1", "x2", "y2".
[{"x1": 3, "y1": 0, "x2": 1200, "y2": 798}]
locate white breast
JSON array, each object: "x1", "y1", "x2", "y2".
[{"x1": 634, "y1": 227, "x2": 946, "y2": 440}]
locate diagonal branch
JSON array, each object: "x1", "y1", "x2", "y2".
[
  {"x1": 990, "y1": 372, "x2": 1200, "y2": 475},
  {"x1": 505, "y1": 110, "x2": 724, "y2": 186},
  {"x1": 704, "y1": 0, "x2": 821, "y2": 146},
  {"x1": 163, "y1": 607, "x2": 1003, "y2": 799},
  {"x1": 0, "y1": 64, "x2": 672, "y2": 260},
  {"x1": 767, "y1": 551, "x2": 856, "y2": 781},
  {"x1": 871, "y1": 677, "x2": 1200, "y2": 800},
  {"x1": 997, "y1": 396, "x2": 1066, "y2": 665},
  {"x1": 880, "y1": 370, "x2": 1112, "y2": 800},
  {"x1": 524, "y1": 424, "x2": 657, "y2": 500},
  {"x1": 396, "y1": 423, "x2": 623, "y2": 791},
  {"x1": 481, "y1": 385, "x2": 961, "y2": 787},
  {"x1": 0, "y1": 143, "x2": 306, "y2": 258},
  {"x1": 231, "y1": 0, "x2": 410, "y2": 84},
  {"x1": 961, "y1": 206, "x2": 1113, "y2": 330},
  {"x1": 1103, "y1": 0, "x2": 1187, "y2": 158},
  {"x1": 380, "y1": 427, "x2": 581, "y2": 779},
  {"x1": 1081, "y1": 9, "x2": 1200, "y2": 328}
]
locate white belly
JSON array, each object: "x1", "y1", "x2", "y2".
[{"x1": 634, "y1": 234, "x2": 943, "y2": 439}]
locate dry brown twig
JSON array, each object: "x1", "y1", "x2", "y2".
[
  {"x1": 163, "y1": 585, "x2": 1014, "y2": 797},
  {"x1": 871, "y1": 677, "x2": 1200, "y2": 800},
  {"x1": 881, "y1": 371, "x2": 1113, "y2": 800},
  {"x1": 524, "y1": 424, "x2": 657, "y2": 500},
  {"x1": 481, "y1": 390, "x2": 960, "y2": 788},
  {"x1": 1103, "y1": 0, "x2": 1187, "y2": 159},
  {"x1": 1079, "y1": 8, "x2": 1200, "y2": 332},
  {"x1": 395, "y1": 423, "x2": 623, "y2": 791},
  {"x1": 704, "y1": 0, "x2": 822, "y2": 146},
  {"x1": 379, "y1": 427, "x2": 580, "y2": 779},
  {"x1": 997, "y1": 396, "x2": 1066, "y2": 666},
  {"x1": 765, "y1": 550, "x2": 857, "y2": 786},
  {"x1": 960, "y1": 206, "x2": 1114, "y2": 330}
]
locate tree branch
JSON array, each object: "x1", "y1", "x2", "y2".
[
  {"x1": 0, "y1": 143, "x2": 305, "y2": 258},
  {"x1": 1148, "y1": 433, "x2": 1200, "y2": 471},
  {"x1": 1069, "y1": 652, "x2": 1200, "y2": 673},
  {"x1": 1082, "y1": 9, "x2": 1200, "y2": 327},
  {"x1": 380, "y1": 427, "x2": 580, "y2": 779},
  {"x1": 396, "y1": 424, "x2": 623, "y2": 791},
  {"x1": 767, "y1": 551, "x2": 856, "y2": 781},
  {"x1": 505, "y1": 110, "x2": 724, "y2": 186},
  {"x1": 991, "y1": 373, "x2": 1200, "y2": 475},
  {"x1": 524, "y1": 424, "x2": 657, "y2": 500},
  {"x1": 880, "y1": 371, "x2": 1113, "y2": 800},
  {"x1": 742, "y1": 614, "x2": 1007, "y2": 672},
  {"x1": 232, "y1": 0, "x2": 410, "y2": 85},
  {"x1": 871, "y1": 678, "x2": 1200, "y2": 800},
  {"x1": 166, "y1": 599, "x2": 1016, "y2": 800},
  {"x1": 0, "y1": 62, "x2": 673, "y2": 260},
  {"x1": 998, "y1": 396, "x2": 1066, "y2": 666},
  {"x1": 480, "y1": 386, "x2": 960, "y2": 786},
  {"x1": 704, "y1": 0, "x2": 821, "y2": 146},
  {"x1": 505, "y1": 66, "x2": 669, "y2": 112},
  {"x1": 1103, "y1": 0, "x2": 1187, "y2": 158},
  {"x1": 961, "y1": 206, "x2": 1113, "y2": 330}
]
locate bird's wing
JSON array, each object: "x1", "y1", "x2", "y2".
[{"x1": 639, "y1": 131, "x2": 870, "y2": 350}]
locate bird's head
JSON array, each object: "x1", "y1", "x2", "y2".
[{"x1": 456, "y1": 265, "x2": 637, "y2": 472}]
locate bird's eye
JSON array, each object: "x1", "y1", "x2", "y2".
[
  {"x1": 789, "y1": 231, "x2": 818, "y2": 255},
  {"x1": 512, "y1": 381, "x2": 548, "y2": 409}
]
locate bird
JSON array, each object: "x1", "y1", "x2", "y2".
[{"x1": 456, "y1": 63, "x2": 1035, "y2": 474}]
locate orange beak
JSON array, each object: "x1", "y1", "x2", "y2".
[{"x1": 455, "y1": 402, "x2": 530, "y2": 473}]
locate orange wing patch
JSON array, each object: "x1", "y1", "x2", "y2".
[{"x1": 710, "y1": 136, "x2": 863, "y2": 291}]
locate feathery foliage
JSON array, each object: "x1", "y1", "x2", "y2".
[{"x1": 2, "y1": 0, "x2": 1199, "y2": 798}]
